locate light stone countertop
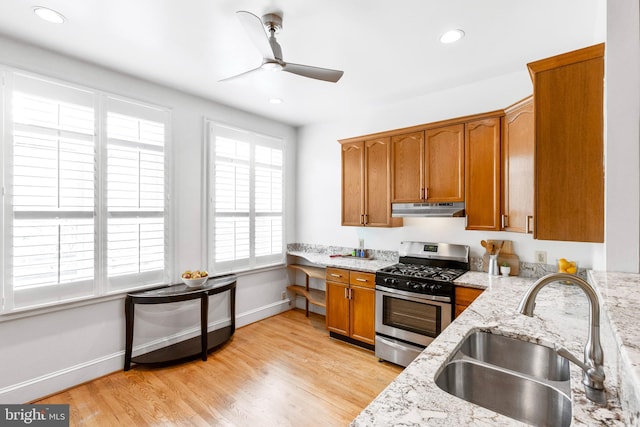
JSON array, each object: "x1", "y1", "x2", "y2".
[
  {"x1": 351, "y1": 270, "x2": 632, "y2": 426},
  {"x1": 287, "y1": 250, "x2": 396, "y2": 273}
]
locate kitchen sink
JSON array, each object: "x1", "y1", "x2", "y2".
[
  {"x1": 458, "y1": 331, "x2": 570, "y2": 381},
  {"x1": 435, "y1": 331, "x2": 572, "y2": 427}
]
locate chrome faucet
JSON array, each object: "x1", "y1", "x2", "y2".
[{"x1": 517, "y1": 272, "x2": 607, "y2": 405}]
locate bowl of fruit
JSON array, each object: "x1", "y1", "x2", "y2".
[
  {"x1": 557, "y1": 258, "x2": 578, "y2": 284},
  {"x1": 557, "y1": 258, "x2": 578, "y2": 275},
  {"x1": 181, "y1": 270, "x2": 208, "y2": 288}
]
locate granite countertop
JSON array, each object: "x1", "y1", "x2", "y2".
[
  {"x1": 352, "y1": 270, "x2": 632, "y2": 426},
  {"x1": 287, "y1": 250, "x2": 396, "y2": 273}
]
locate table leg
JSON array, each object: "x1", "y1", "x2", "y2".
[
  {"x1": 124, "y1": 296, "x2": 134, "y2": 371},
  {"x1": 201, "y1": 293, "x2": 208, "y2": 361}
]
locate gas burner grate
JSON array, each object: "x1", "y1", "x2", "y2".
[{"x1": 377, "y1": 263, "x2": 466, "y2": 282}]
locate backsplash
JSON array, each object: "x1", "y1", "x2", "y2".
[
  {"x1": 471, "y1": 256, "x2": 587, "y2": 279},
  {"x1": 287, "y1": 243, "x2": 398, "y2": 262},
  {"x1": 287, "y1": 243, "x2": 579, "y2": 279}
]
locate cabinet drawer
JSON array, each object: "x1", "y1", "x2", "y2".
[
  {"x1": 349, "y1": 271, "x2": 375, "y2": 289},
  {"x1": 326, "y1": 267, "x2": 350, "y2": 284},
  {"x1": 455, "y1": 286, "x2": 484, "y2": 306}
]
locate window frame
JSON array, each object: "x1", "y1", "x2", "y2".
[
  {"x1": 0, "y1": 67, "x2": 173, "y2": 315},
  {"x1": 205, "y1": 119, "x2": 286, "y2": 275}
]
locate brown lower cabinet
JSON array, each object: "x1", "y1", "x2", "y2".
[
  {"x1": 455, "y1": 286, "x2": 484, "y2": 318},
  {"x1": 326, "y1": 267, "x2": 376, "y2": 348}
]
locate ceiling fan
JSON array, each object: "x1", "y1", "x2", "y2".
[{"x1": 220, "y1": 11, "x2": 344, "y2": 83}]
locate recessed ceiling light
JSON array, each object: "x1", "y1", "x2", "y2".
[
  {"x1": 439, "y1": 29, "x2": 464, "y2": 44},
  {"x1": 33, "y1": 6, "x2": 66, "y2": 24},
  {"x1": 269, "y1": 98, "x2": 283, "y2": 105}
]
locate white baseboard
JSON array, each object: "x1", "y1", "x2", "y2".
[{"x1": 0, "y1": 300, "x2": 292, "y2": 404}]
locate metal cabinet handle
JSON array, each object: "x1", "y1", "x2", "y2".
[
  {"x1": 425, "y1": 187, "x2": 429, "y2": 200},
  {"x1": 526, "y1": 215, "x2": 533, "y2": 234},
  {"x1": 501, "y1": 214, "x2": 507, "y2": 228},
  {"x1": 364, "y1": 214, "x2": 368, "y2": 224},
  {"x1": 330, "y1": 273, "x2": 342, "y2": 278},
  {"x1": 344, "y1": 288, "x2": 349, "y2": 299},
  {"x1": 355, "y1": 278, "x2": 367, "y2": 282},
  {"x1": 360, "y1": 214, "x2": 364, "y2": 225}
]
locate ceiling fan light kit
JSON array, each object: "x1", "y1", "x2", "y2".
[{"x1": 220, "y1": 11, "x2": 344, "y2": 83}]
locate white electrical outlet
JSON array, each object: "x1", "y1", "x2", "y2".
[
  {"x1": 281, "y1": 291, "x2": 287, "y2": 300},
  {"x1": 535, "y1": 251, "x2": 547, "y2": 264}
]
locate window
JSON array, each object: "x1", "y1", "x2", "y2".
[
  {"x1": 207, "y1": 122, "x2": 284, "y2": 273},
  {"x1": 1, "y1": 70, "x2": 170, "y2": 313},
  {"x1": 105, "y1": 98, "x2": 169, "y2": 292}
]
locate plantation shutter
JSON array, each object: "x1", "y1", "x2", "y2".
[
  {"x1": 7, "y1": 72, "x2": 97, "y2": 310},
  {"x1": 1, "y1": 70, "x2": 171, "y2": 313},
  {"x1": 105, "y1": 97, "x2": 169, "y2": 292},
  {"x1": 209, "y1": 122, "x2": 284, "y2": 273}
]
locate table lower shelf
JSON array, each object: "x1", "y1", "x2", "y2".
[{"x1": 130, "y1": 325, "x2": 233, "y2": 366}]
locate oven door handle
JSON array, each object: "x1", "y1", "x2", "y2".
[{"x1": 376, "y1": 285, "x2": 452, "y2": 304}]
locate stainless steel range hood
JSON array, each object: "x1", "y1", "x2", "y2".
[{"x1": 391, "y1": 202, "x2": 465, "y2": 218}]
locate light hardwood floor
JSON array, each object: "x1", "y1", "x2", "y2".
[{"x1": 36, "y1": 309, "x2": 403, "y2": 426}]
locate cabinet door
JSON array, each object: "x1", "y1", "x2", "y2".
[
  {"x1": 465, "y1": 117, "x2": 501, "y2": 231},
  {"x1": 391, "y1": 131, "x2": 424, "y2": 202},
  {"x1": 349, "y1": 285, "x2": 375, "y2": 345},
  {"x1": 529, "y1": 44, "x2": 604, "y2": 242},
  {"x1": 502, "y1": 97, "x2": 534, "y2": 233},
  {"x1": 454, "y1": 286, "x2": 484, "y2": 318},
  {"x1": 326, "y1": 281, "x2": 350, "y2": 336},
  {"x1": 341, "y1": 141, "x2": 365, "y2": 226},
  {"x1": 364, "y1": 137, "x2": 393, "y2": 226},
  {"x1": 425, "y1": 124, "x2": 465, "y2": 202}
]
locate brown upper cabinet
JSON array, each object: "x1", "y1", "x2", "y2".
[
  {"x1": 528, "y1": 43, "x2": 604, "y2": 242},
  {"x1": 340, "y1": 138, "x2": 402, "y2": 227},
  {"x1": 502, "y1": 96, "x2": 534, "y2": 233},
  {"x1": 391, "y1": 125, "x2": 465, "y2": 203},
  {"x1": 465, "y1": 115, "x2": 502, "y2": 231},
  {"x1": 338, "y1": 43, "x2": 604, "y2": 241}
]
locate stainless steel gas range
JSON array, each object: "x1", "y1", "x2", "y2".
[{"x1": 375, "y1": 241, "x2": 470, "y2": 367}]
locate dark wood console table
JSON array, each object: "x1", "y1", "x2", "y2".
[{"x1": 124, "y1": 274, "x2": 236, "y2": 371}]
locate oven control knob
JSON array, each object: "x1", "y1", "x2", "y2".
[
  {"x1": 407, "y1": 281, "x2": 420, "y2": 290},
  {"x1": 383, "y1": 278, "x2": 398, "y2": 286}
]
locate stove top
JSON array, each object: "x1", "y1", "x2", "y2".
[
  {"x1": 375, "y1": 241, "x2": 470, "y2": 296},
  {"x1": 377, "y1": 263, "x2": 467, "y2": 282}
]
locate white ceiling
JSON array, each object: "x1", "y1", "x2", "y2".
[{"x1": 0, "y1": 0, "x2": 605, "y2": 127}]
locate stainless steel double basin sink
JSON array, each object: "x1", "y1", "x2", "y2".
[{"x1": 435, "y1": 331, "x2": 572, "y2": 426}]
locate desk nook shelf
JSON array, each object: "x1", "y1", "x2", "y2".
[
  {"x1": 287, "y1": 264, "x2": 326, "y2": 317},
  {"x1": 124, "y1": 274, "x2": 236, "y2": 371}
]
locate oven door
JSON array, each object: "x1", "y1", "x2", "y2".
[{"x1": 375, "y1": 285, "x2": 452, "y2": 347}]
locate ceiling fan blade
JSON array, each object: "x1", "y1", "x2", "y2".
[
  {"x1": 282, "y1": 62, "x2": 344, "y2": 83},
  {"x1": 236, "y1": 11, "x2": 276, "y2": 60},
  {"x1": 218, "y1": 66, "x2": 263, "y2": 82}
]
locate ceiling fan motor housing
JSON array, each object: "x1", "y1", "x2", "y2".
[{"x1": 262, "y1": 13, "x2": 282, "y2": 34}]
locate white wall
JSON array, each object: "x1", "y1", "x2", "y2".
[
  {"x1": 604, "y1": 0, "x2": 640, "y2": 272},
  {"x1": 0, "y1": 35, "x2": 296, "y2": 403},
  {"x1": 297, "y1": 70, "x2": 606, "y2": 269}
]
